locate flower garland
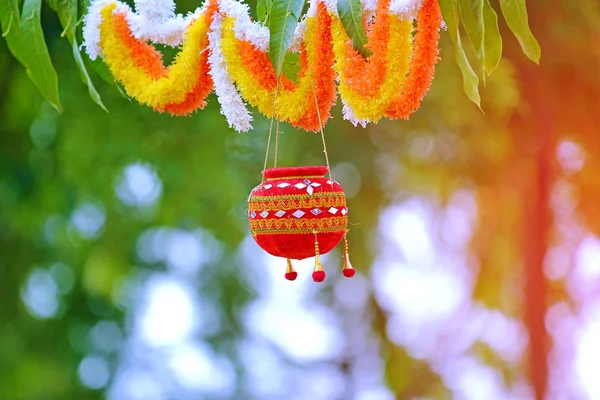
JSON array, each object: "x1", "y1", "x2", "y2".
[
  {"x1": 218, "y1": 0, "x2": 336, "y2": 131},
  {"x1": 330, "y1": 0, "x2": 413, "y2": 123},
  {"x1": 82, "y1": 0, "x2": 440, "y2": 131},
  {"x1": 385, "y1": 0, "x2": 442, "y2": 119},
  {"x1": 126, "y1": 0, "x2": 195, "y2": 47},
  {"x1": 89, "y1": 0, "x2": 216, "y2": 115},
  {"x1": 207, "y1": 12, "x2": 254, "y2": 132}
]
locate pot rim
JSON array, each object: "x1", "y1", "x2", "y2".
[{"x1": 262, "y1": 166, "x2": 329, "y2": 179}]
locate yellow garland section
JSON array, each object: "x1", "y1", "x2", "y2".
[
  {"x1": 331, "y1": 16, "x2": 413, "y2": 121},
  {"x1": 99, "y1": 3, "x2": 211, "y2": 108},
  {"x1": 220, "y1": 17, "x2": 317, "y2": 123}
]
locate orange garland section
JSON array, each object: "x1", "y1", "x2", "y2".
[
  {"x1": 331, "y1": 0, "x2": 413, "y2": 122},
  {"x1": 162, "y1": 0, "x2": 218, "y2": 115},
  {"x1": 385, "y1": 0, "x2": 442, "y2": 119},
  {"x1": 336, "y1": 0, "x2": 391, "y2": 98},
  {"x1": 296, "y1": 4, "x2": 337, "y2": 130},
  {"x1": 99, "y1": 1, "x2": 216, "y2": 116},
  {"x1": 113, "y1": 13, "x2": 167, "y2": 79},
  {"x1": 235, "y1": 40, "x2": 297, "y2": 92},
  {"x1": 220, "y1": 2, "x2": 336, "y2": 131}
]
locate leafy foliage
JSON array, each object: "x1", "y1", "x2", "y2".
[
  {"x1": 47, "y1": 0, "x2": 106, "y2": 110},
  {"x1": 439, "y1": 0, "x2": 540, "y2": 105},
  {"x1": 481, "y1": 0, "x2": 501, "y2": 74},
  {"x1": 457, "y1": 0, "x2": 485, "y2": 78},
  {"x1": 256, "y1": 0, "x2": 273, "y2": 22},
  {"x1": 0, "y1": 0, "x2": 62, "y2": 111},
  {"x1": 439, "y1": 0, "x2": 481, "y2": 106},
  {"x1": 268, "y1": 0, "x2": 304, "y2": 76},
  {"x1": 337, "y1": 0, "x2": 371, "y2": 58},
  {"x1": 498, "y1": 0, "x2": 540, "y2": 63}
]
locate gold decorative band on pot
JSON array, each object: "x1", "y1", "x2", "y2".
[
  {"x1": 248, "y1": 196, "x2": 347, "y2": 212},
  {"x1": 249, "y1": 216, "x2": 348, "y2": 233}
]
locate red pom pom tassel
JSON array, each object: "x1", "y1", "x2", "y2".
[
  {"x1": 312, "y1": 270, "x2": 326, "y2": 282},
  {"x1": 342, "y1": 267, "x2": 355, "y2": 278},
  {"x1": 285, "y1": 271, "x2": 298, "y2": 281},
  {"x1": 312, "y1": 237, "x2": 326, "y2": 282},
  {"x1": 285, "y1": 259, "x2": 298, "y2": 281},
  {"x1": 342, "y1": 233, "x2": 355, "y2": 278}
]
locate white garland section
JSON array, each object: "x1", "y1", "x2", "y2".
[
  {"x1": 210, "y1": 0, "x2": 319, "y2": 131},
  {"x1": 83, "y1": 0, "x2": 204, "y2": 60},
  {"x1": 127, "y1": 0, "x2": 203, "y2": 47},
  {"x1": 343, "y1": 100, "x2": 370, "y2": 128},
  {"x1": 390, "y1": 0, "x2": 422, "y2": 19},
  {"x1": 218, "y1": 0, "x2": 269, "y2": 51},
  {"x1": 218, "y1": 0, "x2": 314, "y2": 51},
  {"x1": 83, "y1": 0, "x2": 313, "y2": 54},
  {"x1": 82, "y1": 0, "x2": 126, "y2": 60},
  {"x1": 208, "y1": 13, "x2": 253, "y2": 132}
]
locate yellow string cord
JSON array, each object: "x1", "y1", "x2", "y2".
[
  {"x1": 309, "y1": 71, "x2": 333, "y2": 184},
  {"x1": 261, "y1": 78, "x2": 281, "y2": 183},
  {"x1": 263, "y1": 73, "x2": 332, "y2": 184},
  {"x1": 274, "y1": 119, "x2": 280, "y2": 168}
]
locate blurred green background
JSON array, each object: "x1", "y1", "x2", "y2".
[{"x1": 2, "y1": 0, "x2": 600, "y2": 399}]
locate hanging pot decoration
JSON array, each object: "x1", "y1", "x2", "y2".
[
  {"x1": 247, "y1": 166, "x2": 355, "y2": 282},
  {"x1": 79, "y1": 0, "x2": 442, "y2": 282}
]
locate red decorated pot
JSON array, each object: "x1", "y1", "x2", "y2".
[{"x1": 247, "y1": 166, "x2": 348, "y2": 260}]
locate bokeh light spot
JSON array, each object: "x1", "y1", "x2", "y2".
[
  {"x1": 78, "y1": 355, "x2": 110, "y2": 390},
  {"x1": 556, "y1": 139, "x2": 585, "y2": 174},
  {"x1": 169, "y1": 342, "x2": 235, "y2": 393},
  {"x1": 138, "y1": 276, "x2": 198, "y2": 347},
  {"x1": 115, "y1": 162, "x2": 162, "y2": 207},
  {"x1": 71, "y1": 202, "x2": 106, "y2": 239},
  {"x1": 49, "y1": 262, "x2": 75, "y2": 294},
  {"x1": 90, "y1": 320, "x2": 123, "y2": 353},
  {"x1": 21, "y1": 268, "x2": 60, "y2": 319}
]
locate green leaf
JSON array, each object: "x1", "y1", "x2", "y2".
[
  {"x1": 72, "y1": 41, "x2": 107, "y2": 111},
  {"x1": 337, "y1": 0, "x2": 371, "y2": 58},
  {"x1": 51, "y1": 0, "x2": 77, "y2": 42},
  {"x1": 78, "y1": 0, "x2": 90, "y2": 21},
  {"x1": 281, "y1": 51, "x2": 300, "y2": 83},
  {"x1": 268, "y1": 0, "x2": 304, "y2": 76},
  {"x1": 499, "y1": 0, "x2": 540, "y2": 63},
  {"x1": 482, "y1": 0, "x2": 502, "y2": 74},
  {"x1": 257, "y1": 0, "x2": 273, "y2": 23},
  {"x1": 88, "y1": 57, "x2": 128, "y2": 99},
  {"x1": 0, "y1": 0, "x2": 63, "y2": 111},
  {"x1": 89, "y1": 57, "x2": 114, "y2": 84},
  {"x1": 439, "y1": 0, "x2": 481, "y2": 107},
  {"x1": 457, "y1": 0, "x2": 484, "y2": 79},
  {"x1": 453, "y1": 30, "x2": 481, "y2": 106},
  {"x1": 47, "y1": 0, "x2": 107, "y2": 111},
  {"x1": 21, "y1": 0, "x2": 63, "y2": 111},
  {"x1": 0, "y1": 0, "x2": 19, "y2": 36}
]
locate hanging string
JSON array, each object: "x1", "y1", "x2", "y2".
[
  {"x1": 261, "y1": 123, "x2": 273, "y2": 183},
  {"x1": 309, "y1": 70, "x2": 333, "y2": 184},
  {"x1": 261, "y1": 78, "x2": 281, "y2": 183},
  {"x1": 263, "y1": 72, "x2": 332, "y2": 181},
  {"x1": 274, "y1": 120, "x2": 280, "y2": 168}
]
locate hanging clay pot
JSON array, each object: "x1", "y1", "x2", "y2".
[{"x1": 247, "y1": 166, "x2": 355, "y2": 282}]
